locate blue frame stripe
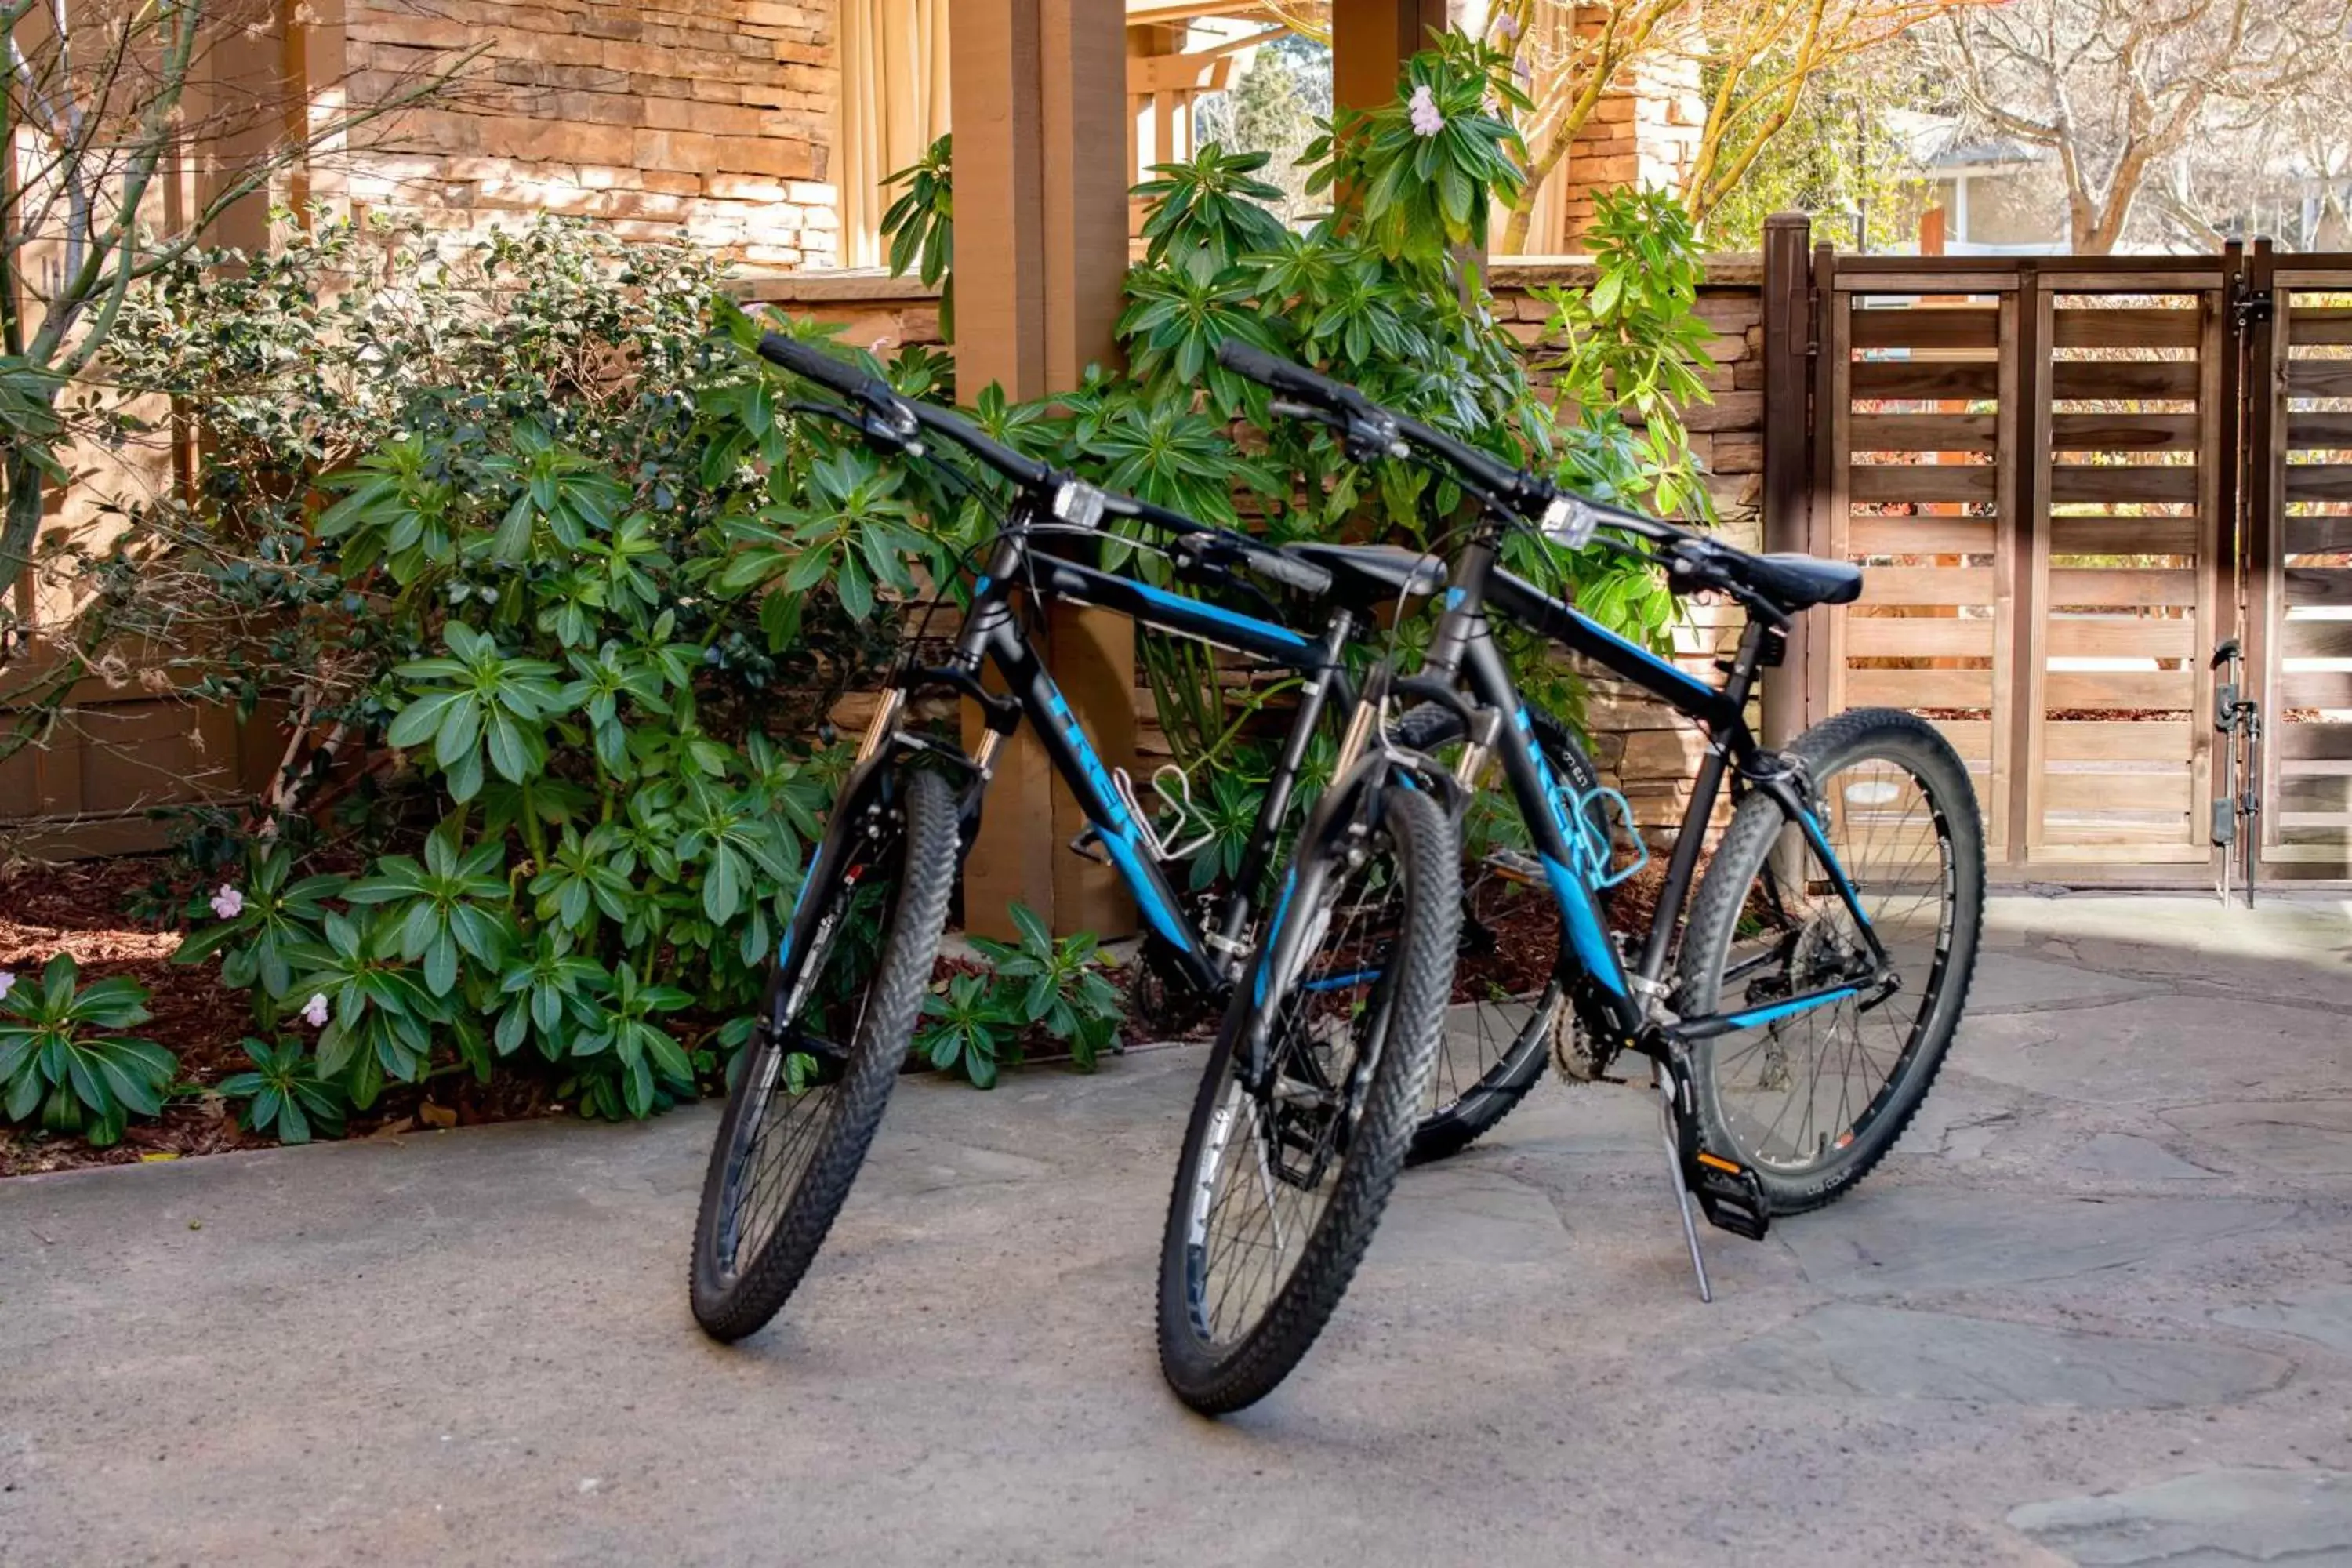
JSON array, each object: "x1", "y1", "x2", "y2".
[
  {"x1": 1125, "y1": 577, "x2": 1316, "y2": 656},
  {"x1": 1040, "y1": 685, "x2": 1195, "y2": 953},
  {"x1": 1722, "y1": 986, "x2": 1859, "y2": 1030}
]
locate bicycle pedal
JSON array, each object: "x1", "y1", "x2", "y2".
[
  {"x1": 1686, "y1": 1149, "x2": 1770, "y2": 1242},
  {"x1": 1482, "y1": 848, "x2": 1544, "y2": 885}
]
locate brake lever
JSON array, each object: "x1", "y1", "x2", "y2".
[{"x1": 782, "y1": 395, "x2": 923, "y2": 458}]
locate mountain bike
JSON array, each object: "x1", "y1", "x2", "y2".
[
  {"x1": 2212, "y1": 637, "x2": 2261, "y2": 908},
  {"x1": 691, "y1": 335, "x2": 1461, "y2": 1352},
  {"x1": 1218, "y1": 341, "x2": 1985, "y2": 1303}
]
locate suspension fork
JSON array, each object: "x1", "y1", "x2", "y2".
[{"x1": 1211, "y1": 610, "x2": 1358, "y2": 968}]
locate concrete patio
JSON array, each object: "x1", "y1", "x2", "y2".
[{"x1": 5, "y1": 894, "x2": 2352, "y2": 1566}]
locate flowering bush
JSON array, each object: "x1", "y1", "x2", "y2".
[
  {"x1": 109, "y1": 216, "x2": 982, "y2": 1127},
  {"x1": 0, "y1": 956, "x2": 171, "y2": 1148}
]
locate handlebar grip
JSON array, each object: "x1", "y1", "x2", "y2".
[
  {"x1": 756, "y1": 332, "x2": 871, "y2": 400},
  {"x1": 1216, "y1": 339, "x2": 1356, "y2": 412},
  {"x1": 1099, "y1": 490, "x2": 1210, "y2": 539},
  {"x1": 1248, "y1": 547, "x2": 1333, "y2": 597}
]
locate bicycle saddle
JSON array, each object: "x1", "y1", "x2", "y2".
[{"x1": 1719, "y1": 552, "x2": 1863, "y2": 612}]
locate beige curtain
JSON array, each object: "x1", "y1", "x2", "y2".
[{"x1": 837, "y1": 0, "x2": 953, "y2": 270}]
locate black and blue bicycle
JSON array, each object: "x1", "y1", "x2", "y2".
[
  {"x1": 689, "y1": 335, "x2": 1463, "y2": 1378},
  {"x1": 1190, "y1": 343, "x2": 1985, "y2": 1322}
]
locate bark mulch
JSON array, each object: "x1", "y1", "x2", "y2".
[{"x1": 0, "y1": 855, "x2": 565, "y2": 1178}]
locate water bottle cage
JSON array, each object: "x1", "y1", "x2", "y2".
[
  {"x1": 1556, "y1": 781, "x2": 1648, "y2": 891},
  {"x1": 1111, "y1": 763, "x2": 1219, "y2": 865}
]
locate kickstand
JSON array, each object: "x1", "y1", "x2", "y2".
[{"x1": 1654, "y1": 1060, "x2": 1712, "y2": 1304}]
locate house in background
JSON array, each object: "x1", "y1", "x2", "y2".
[{"x1": 1882, "y1": 111, "x2": 2061, "y2": 256}]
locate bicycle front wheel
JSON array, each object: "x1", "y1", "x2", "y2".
[
  {"x1": 1156, "y1": 782, "x2": 1460, "y2": 1414},
  {"x1": 689, "y1": 766, "x2": 958, "y2": 1341},
  {"x1": 1391, "y1": 701, "x2": 1600, "y2": 1165},
  {"x1": 1673, "y1": 709, "x2": 1984, "y2": 1214}
]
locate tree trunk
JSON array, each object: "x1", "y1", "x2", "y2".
[{"x1": 0, "y1": 444, "x2": 48, "y2": 630}]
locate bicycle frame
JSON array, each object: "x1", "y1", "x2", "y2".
[
  {"x1": 848, "y1": 495, "x2": 1361, "y2": 1001},
  {"x1": 1428, "y1": 529, "x2": 1896, "y2": 1063}
]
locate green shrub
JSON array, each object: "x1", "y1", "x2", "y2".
[
  {"x1": 952, "y1": 34, "x2": 1716, "y2": 888},
  {"x1": 96, "y1": 215, "x2": 982, "y2": 1127},
  {"x1": 916, "y1": 904, "x2": 1125, "y2": 1089},
  {"x1": 218, "y1": 1037, "x2": 348, "y2": 1145},
  {"x1": 0, "y1": 956, "x2": 172, "y2": 1148}
]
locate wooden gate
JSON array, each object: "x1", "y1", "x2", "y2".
[
  {"x1": 2244, "y1": 245, "x2": 2352, "y2": 877},
  {"x1": 1793, "y1": 249, "x2": 2240, "y2": 879}
]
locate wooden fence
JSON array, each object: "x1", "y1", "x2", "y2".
[{"x1": 1766, "y1": 230, "x2": 2352, "y2": 884}]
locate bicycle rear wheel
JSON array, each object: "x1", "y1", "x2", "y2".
[
  {"x1": 688, "y1": 766, "x2": 957, "y2": 1341},
  {"x1": 1156, "y1": 782, "x2": 1459, "y2": 1414},
  {"x1": 1390, "y1": 702, "x2": 1601, "y2": 1164},
  {"x1": 1673, "y1": 709, "x2": 1983, "y2": 1214}
]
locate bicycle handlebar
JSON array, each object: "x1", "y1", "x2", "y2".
[
  {"x1": 757, "y1": 332, "x2": 1051, "y2": 490},
  {"x1": 1216, "y1": 339, "x2": 1677, "y2": 551},
  {"x1": 756, "y1": 333, "x2": 1332, "y2": 600}
]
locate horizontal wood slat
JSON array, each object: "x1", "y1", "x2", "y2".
[
  {"x1": 2049, "y1": 412, "x2": 2201, "y2": 450},
  {"x1": 2049, "y1": 514, "x2": 2202, "y2": 554},
  {"x1": 2280, "y1": 670, "x2": 2352, "y2": 705},
  {"x1": 2285, "y1": 412, "x2": 2352, "y2": 447},
  {"x1": 1849, "y1": 413, "x2": 1998, "y2": 452},
  {"x1": 1858, "y1": 567, "x2": 1995, "y2": 605},
  {"x1": 2285, "y1": 466, "x2": 2352, "y2": 503},
  {"x1": 2047, "y1": 568, "x2": 2199, "y2": 607},
  {"x1": 1849, "y1": 308, "x2": 2000, "y2": 349},
  {"x1": 2287, "y1": 568, "x2": 2352, "y2": 607},
  {"x1": 1845, "y1": 615, "x2": 1997, "y2": 657},
  {"x1": 1850, "y1": 516, "x2": 1998, "y2": 554},
  {"x1": 2284, "y1": 516, "x2": 2352, "y2": 554},
  {"x1": 2278, "y1": 774, "x2": 2352, "y2": 815},
  {"x1": 2042, "y1": 772, "x2": 2193, "y2": 812},
  {"x1": 1849, "y1": 463, "x2": 1998, "y2": 503},
  {"x1": 2045, "y1": 720, "x2": 2195, "y2": 760},
  {"x1": 2049, "y1": 464, "x2": 2201, "y2": 505},
  {"x1": 2282, "y1": 619, "x2": 2352, "y2": 659},
  {"x1": 1933, "y1": 720, "x2": 1994, "y2": 758},
  {"x1": 2288, "y1": 361, "x2": 2352, "y2": 398},
  {"x1": 2045, "y1": 670, "x2": 2195, "y2": 709},
  {"x1": 1846, "y1": 669, "x2": 1994, "y2": 707},
  {"x1": 2027, "y1": 843, "x2": 2210, "y2": 862},
  {"x1": 1850, "y1": 359, "x2": 1999, "y2": 400},
  {"x1": 2049, "y1": 308, "x2": 2203, "y2": 349},
  {"x1": 2052, "y1": 361, "x2": 2201, "y2": 401},
  {"x1": 2287, "y1": 308, "x2": 2352, "y2": 345},
  {"x1": 2279, "y1": 724, "x2": 2352, "y2": 760},
  {"x1": 2045, "y1": 615, "x2": 2198, "y2": 659}
]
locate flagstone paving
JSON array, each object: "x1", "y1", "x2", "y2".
[{"x1": 3, "y1": 894, "x2": 2350, "y2": 1565}]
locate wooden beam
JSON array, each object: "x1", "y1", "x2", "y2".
[
  {"x1": 1330, "y1": 0, "x2": 1445, "y2": 113},
  {"x1": 953, "y1": 0, "x2": 1139, "y2": 941},
  {"x1": 1759, "y1": 213, "x2": 1811, "y2": 748}
]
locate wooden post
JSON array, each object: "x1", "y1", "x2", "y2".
[
  {"x1": 2005, "y1": 261, "x2": 2048, "y2": 866},
  {"x1": 952, "y1": 0, "x2": 1137, "y2": 941},
  {"x1": 1759, "y1": 212, "x2": 1811, "y2": 749},
  {"x1": 2241, "y1": 236, "x2": 2281, "y2": 864},
  {"x1": 1330, "y1": 0, "x2": 1446, "y2": 112}
]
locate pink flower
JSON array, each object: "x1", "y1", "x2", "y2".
[
  {"x1": 1493, "y1": 12, "x2": 1522, "y2": 42},
  {"x1": 302, "y1": 993, "x2": 331, "y2": 1029},
  {"x1": 0, "y1": 970, "x2": 15, "y2": 1004},
  {"x1": 209, "y1": 884, "x2": 245, "y2": 920},
  {"x1": 1408, "y1": 83, "x2": 1446, "y2": 138}
]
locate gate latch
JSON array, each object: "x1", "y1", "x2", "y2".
[{"x1": 2230, "y1": 277, "x2": 2274, "y2": 328}]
